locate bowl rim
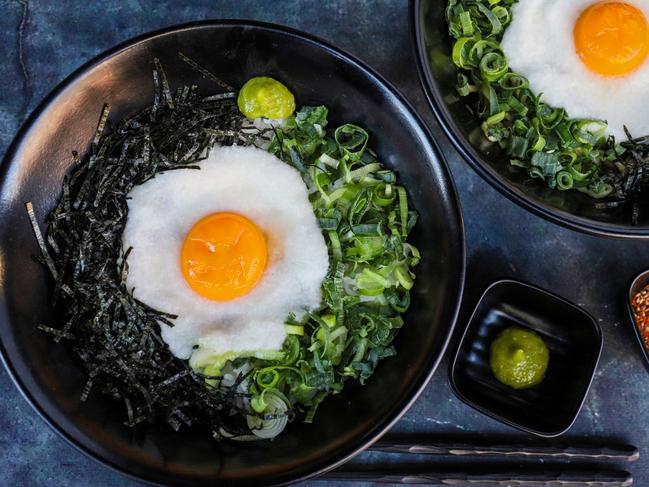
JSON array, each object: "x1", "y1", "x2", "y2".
[
  {"x1": 449, "y1": 278, "x2": 603, "y2": 438},
  {"x1": 0, "y1": 18, "x2": 466, "y2": 486},
  {"x1": 409, "y1": 0, "x2": 649, "y2": 239},
  {"x1": 626, "y1": 269, "x2": 649, "y2": 372}
]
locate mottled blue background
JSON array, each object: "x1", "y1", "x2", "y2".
[{"x1": 1, "y1": 1, "x2": 648, "y2": 486}]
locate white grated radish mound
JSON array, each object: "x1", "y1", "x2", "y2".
[{"x1": 122, "y1": 145, "x2": 329, "y2": 359}]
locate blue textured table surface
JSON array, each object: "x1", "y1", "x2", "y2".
[{"x1": 1, "y1": 1, "x2": 649, "y2": 486}]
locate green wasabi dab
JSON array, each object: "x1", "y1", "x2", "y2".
[
  {"x1": 489, "y1": 326, "x2": 549, "y2": 390},
  {"x1": 237, "y1": 77, "x2": 295, "y2": 119}
]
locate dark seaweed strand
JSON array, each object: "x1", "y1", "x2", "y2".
[
  {"x1": 599, "y1": 128, "x2": 649, "y2": 224},
  {"x1": 178, "y1": 52, "x2": 235, "y2": 92},
  {"x1": 27, "y1": 58, "x2": 262, "y2": 435}
]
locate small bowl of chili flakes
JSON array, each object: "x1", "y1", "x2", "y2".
[{"x1": 628, "y1": 270, "x2": 649, "y2": 368}]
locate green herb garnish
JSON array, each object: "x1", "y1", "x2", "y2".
[{"x1": 271, "y1": 107, "x2": 418, "y2": 417}]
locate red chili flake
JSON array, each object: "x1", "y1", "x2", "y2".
[{"x1": 631, "y1": 284, "x2": 649, "y2": 351}]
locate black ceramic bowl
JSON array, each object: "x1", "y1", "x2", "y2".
[
  {"x1": 411, "y1": 0, "x2": 649, "y2": 238},
  {"x1": 450, "y1": 280, "x2": 602, "y2": 437},
  {"x1": 0, "y1": 20, "x2": 465, "y2": 486}
]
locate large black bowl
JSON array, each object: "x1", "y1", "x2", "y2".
[
  {"x1": 0, "y1": 20, "x2": 465, "y2": 486},
  {"x1": 412, "y1": 0, "x2": 649, "y2": 238}
]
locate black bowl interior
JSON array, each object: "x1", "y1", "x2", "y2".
[
  {"x1": 412, "y1": 0, "x2": 649, "y2": 237},
  {"x1": 0, "y1": 21, "x2": 464, "y2": 486},
  {"x1": 451, "y1": 280, "x2": 602, "y2": 437}
]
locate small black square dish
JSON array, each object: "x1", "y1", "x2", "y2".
[
  {"x1": 627, "y1": 269, "x2": 649, "y2": 370},
  {"x1": 450, "y1": 279, "x2": 603, "y2": 437}
]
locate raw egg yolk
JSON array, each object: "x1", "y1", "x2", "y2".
[
  {"x1": 574, "y1": 2, "x2": 649, "y2": 77},
  {"x1": 180, "y1": 212, "x2": 267, "y2": 301}
]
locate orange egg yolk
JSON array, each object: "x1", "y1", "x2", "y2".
[
  {"x1": 180, "y1": 212, "x2": 267, "y2": 301},
  {"x1": 574, "y1": 2, "x2": 649, "y2": 77}
]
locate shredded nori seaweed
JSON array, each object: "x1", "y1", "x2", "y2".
[
  {"x1": 27, "y1": 56, "x2": 270, "y2": 436},
  {"x1": 602, "y1": 128, "x2": 649, "y2": 224}
]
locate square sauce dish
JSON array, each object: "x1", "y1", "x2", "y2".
[{"x1": 450, "y1": 279, "x2": 603, "y2": 437}]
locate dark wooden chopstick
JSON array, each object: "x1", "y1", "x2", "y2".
[
  {"x1": 322, "y1": 468, "x2": 633, "y2": 486},
  {"x1": 319, "y1": 438, "x2": 638, "y2": 485},
  {"x1": 369, "y1": 438, "x2": 640, "y2": 462}
]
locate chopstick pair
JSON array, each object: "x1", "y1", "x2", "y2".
[{"x1": 319, "y1": 437, "x2": 638, "y2": 486}]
